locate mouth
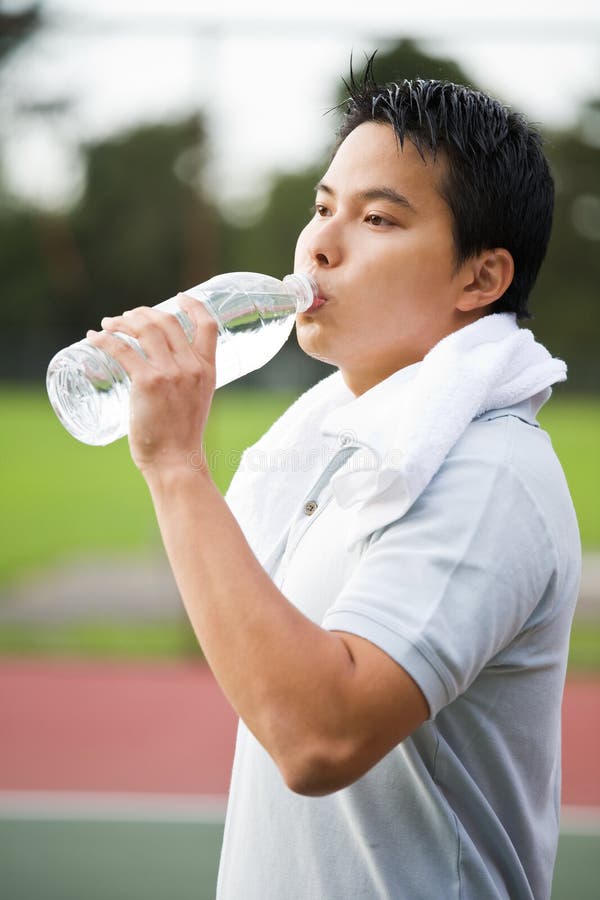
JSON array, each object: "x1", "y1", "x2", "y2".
[
  {"x1": 306, "y1": 296, "x2": 327, "y2": 312},
  {"x1": 304, "y1": 278, "x2": 329, "y2": 313}
]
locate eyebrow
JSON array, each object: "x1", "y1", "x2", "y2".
[{"x1": 314, "y1": 181, "x2": 417, "y2": 214}]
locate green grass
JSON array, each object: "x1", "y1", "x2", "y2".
[
  {"x1": 568, "y1": 622, "x2": 600, "y2": 672},
  {"x1": 537, "y1": 397, "x2": 600, "y2": 548},
  {"x1": 0, "y1": 387, "x2": 596, "y2": 589},
  {"x1": 0, "y1": 620, "x2": 203, "y2": 659},
  {"x1": 0, "y1": 385, "x2": 598, "y2": 665},
  {"x1": 0, "y1": 388, "x2": 597, "y2": 581},
  {"x1": 0, "y1": 619, "x2": 595, "y2": 672},
  {"x1": 0, "y1": 384, "x2": 296, "y2": 587}
]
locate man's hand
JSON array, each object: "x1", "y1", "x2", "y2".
[{"x1": 86, "y1": 294, "x2": 218, "y2": 474}]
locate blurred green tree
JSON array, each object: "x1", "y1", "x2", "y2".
[
  {"x1": 67, "y1": 116, "x2": 218, "y2": 327},
  {"x1": 0, "y1": 115, "x2": 218, "y2": 377},
  {"x1": 1, "y1": 34, "x2": 598, "y2": 391},
  {"x1": 532, "y1": 105, "x2": 600, "y2": 389},
  {"x1": 0, "y1": 2, "x2": 41, "y2": 66}
]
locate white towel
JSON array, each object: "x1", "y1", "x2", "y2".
[{"x1": 225, "y1": 312, "x2": 566, "y2": 560}]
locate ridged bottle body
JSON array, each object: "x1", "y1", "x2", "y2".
[{"x1": 46, "y1": 272, "x2": 315, "y2": 446}]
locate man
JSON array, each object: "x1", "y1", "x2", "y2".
[{"x1": 88, "y1": 65, "x2": 581, "y2": 898}]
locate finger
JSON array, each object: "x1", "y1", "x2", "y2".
[
  {"x1": 86, "y1": 328, "x2": 151, "y2": 379},
  {"x1": 176, "y1": 293, "x2": 220, "y2": 363},
  {"x1": 101, "y1": 307, "x2": 188, "y2": 366}
]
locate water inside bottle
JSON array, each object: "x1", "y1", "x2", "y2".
[
  {"x1": 47, "y1": 291, "x2": 299, "y2": 446},
  {"x1": 47, "y1": 341, "x2": 132, "y2": 445},
  {"x1": 212, "y1": 298, "x2": 298, "y2": 387},
  {"x1": 162, "y1": 289, "x2": 299, "y2": 388}
]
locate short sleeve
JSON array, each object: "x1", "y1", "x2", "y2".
[{"x1": 321, "y1": 421, "x2": 558, "y2": 719}]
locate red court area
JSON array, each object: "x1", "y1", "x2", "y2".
[{"x1": 0, "y1": 660, "x2": 598, "y2": 806}]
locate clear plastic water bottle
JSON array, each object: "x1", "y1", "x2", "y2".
[{"x1": 46, "y1": 271, "x2": 317, "y2": 446}]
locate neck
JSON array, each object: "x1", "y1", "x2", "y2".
[{"x1": 340, "y1": 359, "x2": 421, "y2": 397}]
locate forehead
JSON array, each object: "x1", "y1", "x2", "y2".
[{"x1": 324, "y1": 122, "x2": 447, "y2": 207}]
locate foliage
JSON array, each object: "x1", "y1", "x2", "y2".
[
  {"x1": 68, "y1": 118, "x2": 218, "y2": 325},
  {"x1": 0, "y1": 37, "x2": 599, "y2": 390},
  {"x1": 532, "y1": 116, "x2": 600, "y2": 389},
  {"x1": 0, "y1": 2, "x2": 41, "y2": 67},
  {"x1": 0, "y1": 115, "x2": 219, "y2": 378}
]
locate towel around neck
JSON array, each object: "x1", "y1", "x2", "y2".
[{"x1": 226, "y1": 312, "x2": 567, "y2": 557}]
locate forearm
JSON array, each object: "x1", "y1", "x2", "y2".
[{"x1": 144, "y1": 462, "x2": 356, "y2": 790}]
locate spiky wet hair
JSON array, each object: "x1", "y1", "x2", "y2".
[{"x1": 336, "y1": 57, "x2": 555, "y2": 319}]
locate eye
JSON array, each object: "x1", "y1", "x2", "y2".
[
  {"x1": 313, "y1": 203, "x2": 330, "y2": 218},
  {"x1": 365, "y1": 213, "x2": 392, "y2": 227}
]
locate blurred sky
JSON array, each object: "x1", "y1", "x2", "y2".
[{"x1": 2, "y1": 0, "x2": 600, "y2": 216}]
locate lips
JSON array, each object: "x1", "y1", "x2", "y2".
[
  {"x1": 304, "y1": 278, "x2": 328, "y2": 313},
  {"x1": 307, "y1": 296, "x2": 327, "y2": 312}
]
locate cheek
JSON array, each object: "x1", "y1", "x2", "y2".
[{"x1": 294, "y1": 222, "x2": 314, "y2": 268}]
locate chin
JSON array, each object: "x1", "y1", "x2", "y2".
[{"x1": 296, "y1": 330, "x2": 334, "y2": 366}]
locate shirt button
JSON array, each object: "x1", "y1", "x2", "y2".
[{"x1": 303, "y1": 500, "x2": 318, "y2": 516}]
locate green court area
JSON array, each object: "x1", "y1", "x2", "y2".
[
  {"x1": 0, "y1": 819, "x2": 223, "y2": 900},
  {"x1": 0, "y1": 818, "x2": 598, "y2": 899}
]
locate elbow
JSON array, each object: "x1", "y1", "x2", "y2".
[{"x1": 278, "y1": 738, "x2": 362, "y2": 798}]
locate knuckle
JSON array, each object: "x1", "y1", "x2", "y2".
[
  {"x1": 140, "y1": 371, "x2": 164, "y2": 390},
  {"x1": 145, "y1": 368, "x2": 179, "y2": 389},
  {"x1": 202, "y1": 316, "x2": 219, "y2": 336},
  {"x1": 189, "y1": 364, "x2": 205, "y2": 383},
  {"x1": 136, "y1": 318, "x2": 156, "y2": 335}
]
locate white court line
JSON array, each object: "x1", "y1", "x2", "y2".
[
  {"x1": 559, "y1": 805, "x2": 600, "y2": 835},
  {"x1": 0, "y1": 790, "x2": 227, "y2": 823},
  {"x1": 0, "y1": 792, "x2": 599, "y2": 835}
]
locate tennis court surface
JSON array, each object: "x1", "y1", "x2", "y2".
[{"x1": 1, "y1": 661, "x2": 598, "y2": 899}]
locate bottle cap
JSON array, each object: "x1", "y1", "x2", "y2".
[{"x1": 283, "y1": 273, "x2": 317, "y2": 312}]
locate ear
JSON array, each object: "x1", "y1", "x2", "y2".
[{"x1": 456, "y1": 248, "x2": 515, "y2": 313}]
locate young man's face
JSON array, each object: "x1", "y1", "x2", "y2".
[{"x1": 294, "y1": 121, "x2": 483, "y2": 396}]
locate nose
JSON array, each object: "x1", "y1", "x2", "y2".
[{"x1": 303, "y1": 218, "x2": 342, "y2": 269}]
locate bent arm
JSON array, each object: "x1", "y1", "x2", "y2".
[
  {"x1": 145, "y1": 462, "x2": 429, "y2": 796},
  {"x1": 86, "y1": 297, "x2": 428, "y2": 795}
]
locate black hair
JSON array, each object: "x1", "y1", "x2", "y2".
[{"x1": 336, "y1": 56, "x2": 555, "y2": 319}]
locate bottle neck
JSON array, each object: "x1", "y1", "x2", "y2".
[{"x1": 283, "y1": 273, "x2": 317, "y2": 312}]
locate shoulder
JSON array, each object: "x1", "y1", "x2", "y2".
[
  {"x1": 435, "y1": 398, "x2": 581, "y2": 583},
  {"x1": 454, "y1": 400, "x2": 576, "y2": 524}
]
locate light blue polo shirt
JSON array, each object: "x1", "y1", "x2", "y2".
[{"x1": 217, "y1": 381, "x2": 581, "y2": 899}]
